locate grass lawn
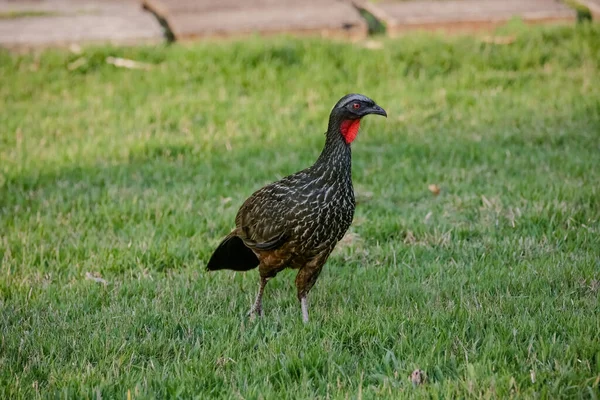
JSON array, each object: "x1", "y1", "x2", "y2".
[{"x1": 1, "y1": 23, "x2": 599, "y2": 398}]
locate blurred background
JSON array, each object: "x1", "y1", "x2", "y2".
[{"x1": 1, "y1": 0, "x2": 597, "y2": 48}]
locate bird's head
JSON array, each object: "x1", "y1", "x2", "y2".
[{"x1": 328, "y1": 94, "x2": 387, "y2": 144}]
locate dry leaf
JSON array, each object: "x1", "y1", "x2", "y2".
[
  {"x1": 410, "y1": 369, "x2": 426, "y2": 386},
  {"x1": 428, "y1": 184, "x2": 441, "y2": 196},
  {"x1": 424, "y1": 211, "x2": 433, "y2": 223},
  {"x1": 481, "y1": 195, "x2": 492, "y2": 208},
  {"x1": 363, "y1": 40, "x2": 384, "y2": 50},
  {"x1": 69, "y1": 43, "x2": 82, "y2": 54},
  {"x1": 404, "y1": 230, "x2": 416, "y2": 245},
  {"x1": 216, "y1": 357, "x2": 236, "y2": 367},
  {"x1": 85, "y1": 272, "x2": 108, "y2": 285},
  {"x1": 67, "y1": 57, "x2": 87, "y2": 71},
  {"x1": 337, "y1": 232, "x2": 363, "y2": 249},
  {"x1": 354, "y1": 189, "x2": 374, "y2": 204},
  {"x1": 106, "y1": 57, "x2": 153, "y2": 70}
]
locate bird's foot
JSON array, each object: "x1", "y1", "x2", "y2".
[
  {"x1": 248, "y1": 277, "x2": 267, "y2": 321},
  {"x1": 247, "y1": 305, "x2": 263, "y2": 321}
]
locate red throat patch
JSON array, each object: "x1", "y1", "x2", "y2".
[{"x1": 340, "y1": 119, "x2": 361, "y2": 144}]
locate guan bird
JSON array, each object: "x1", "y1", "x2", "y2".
[{"x1": 206, "y1": 94, "x2": 387, "y2": 323}]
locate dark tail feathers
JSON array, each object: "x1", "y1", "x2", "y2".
[{"x1": 206, "y1": 234, "x2": 259, "y2": 271}]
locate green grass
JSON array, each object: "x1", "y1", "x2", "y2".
[{"x1": 1, "y1": 24, "x2": 599, "y2": 398}]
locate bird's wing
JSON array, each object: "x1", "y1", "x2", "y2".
[{"x1": 235, "y1": 171, "x2": 311, "y2": 250}]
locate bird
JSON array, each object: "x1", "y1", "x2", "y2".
[{"x1": 206, "y1": 94, "x2": 387, "y2": 323}]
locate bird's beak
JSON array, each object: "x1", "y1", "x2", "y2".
[{"x1": 369, "y1": 104, "x2": 387, "y2": 118}]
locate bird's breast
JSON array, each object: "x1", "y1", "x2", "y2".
[{"x1": 290, "y1": 181, "x2": 355, "y2": 252}]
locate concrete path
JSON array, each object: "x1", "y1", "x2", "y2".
[
  {"x1": 0, "y1": 0, "x2": 589, "y2": 49},
  {"x1": 142, "y1": 0, "x2": 367, "y2": 40},
  {"x1": 358, "y1": 0, "x2": 576, "y2": 36},
  {"x1": 0, "y1": 0, "x2": 164, "y2": 49}
]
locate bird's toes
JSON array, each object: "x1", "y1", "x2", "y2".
[{"x1": 247, "y1": 308, "x2": 263, "y2": 321}]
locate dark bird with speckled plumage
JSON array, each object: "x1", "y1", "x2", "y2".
[{"x1": 206, "y1": 94, "x2": 387, "y2": 323}]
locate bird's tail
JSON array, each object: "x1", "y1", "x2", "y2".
[{"x1": 206, "y1": 233, "x2": 259, "y2": 271}]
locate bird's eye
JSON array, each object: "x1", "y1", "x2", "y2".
[{"x1": 353, "y1": 103, "x2": 361, "y2": 109}]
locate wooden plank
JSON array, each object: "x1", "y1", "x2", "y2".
[
  {"x1": 142, "y1": 0, "x2": 367, "y2": 40},
  {"x1": 357, "y1": 0, "x2": 576, "y2": 36}
]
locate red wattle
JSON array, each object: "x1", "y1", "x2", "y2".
[{"x1": 340, "y1": 119, "x2": 360, "y2": 144}]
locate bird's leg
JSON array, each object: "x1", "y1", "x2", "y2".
[
  {"x1": 295, "y1": 258, "x2": 327, "y2": 324},
  {"x1": 300, "y1": 295, "x2": 309, "y2": 323},
  {"x1": 248, "y1": 276, "x2": 268, "y2": 320}
]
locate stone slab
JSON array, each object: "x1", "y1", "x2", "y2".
[
  {"x1": 0, "y1": 0, "x2": 164, "y2": 49},
  {"x1": 358, "y1": 0, "x2": 576, "y2": 35},
  {"x1": 142, "y1": 0, "x2": 368, "y2": 40}
]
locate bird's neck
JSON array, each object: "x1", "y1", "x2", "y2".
[{"x1": 313, "y1": 126, "x2": 353, "y2": 177}]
